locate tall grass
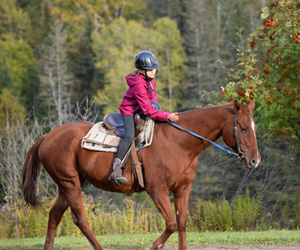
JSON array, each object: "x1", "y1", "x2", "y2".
[
  {"x1": 0, "y1": 192, "x2": 298, "y2": 239},
  {"x1": 188, "y1": 191, "x2": 261, "y2": 232}
]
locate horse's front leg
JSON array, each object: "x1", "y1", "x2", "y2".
[
  {"x1": 148, "y1": 188, "x2": 177, "y2": 249},
  {"x1": 174, "y1": 184, "x2": 192, "y2": 250}
]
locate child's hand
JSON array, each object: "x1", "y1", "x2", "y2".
[{"x1": 168, "y1": 113, "x2": 179, "y2": 122}]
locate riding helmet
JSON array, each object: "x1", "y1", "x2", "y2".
[{"x1": 135, "y1": 51, "x2": 159, "y2": 70}]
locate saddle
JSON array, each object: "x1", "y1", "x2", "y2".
[{"x1": 103, "y1": 113, "x2": 125, "y2": 137}]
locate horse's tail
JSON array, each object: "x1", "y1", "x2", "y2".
[{"x1": 22, "y1": 135, "x2": 46, "y2": 207}]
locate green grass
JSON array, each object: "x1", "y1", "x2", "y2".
[{"x1": 0, "y1": 230, "x2": 299, "y2": 249}]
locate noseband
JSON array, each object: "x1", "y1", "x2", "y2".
[{"x1": 234, "y1": 113, "x2": 247, "y2": 161}]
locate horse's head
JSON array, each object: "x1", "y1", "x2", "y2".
[{"x1": 223, "y1": 100, "x2": 261, "y2": 169}]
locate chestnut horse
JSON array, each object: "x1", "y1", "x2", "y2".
[{"x1": 22, "y1": 100, "x2": 260, "y2": 250}]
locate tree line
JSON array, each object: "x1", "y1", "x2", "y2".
[
  {"x1": 0, "y1": 0, "x2": 267, "y2": 125},
  {"x1": 0, "y1": 0, "x2": 299, "y2": 236}
]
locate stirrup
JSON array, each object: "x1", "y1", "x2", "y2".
[
  {"x1": 109, "y1": 159, "x2": 127, "y2": 186},
  {"x1": 109, "y1": 170, "x2": 127, "y2": 186},
  {"x1": 114, "y1": 175, "x2": 127, "y2": 185}
]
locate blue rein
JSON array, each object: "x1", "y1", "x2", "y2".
[{"x1": 151, "y1": 101, "x2": 239, "y2": 157}]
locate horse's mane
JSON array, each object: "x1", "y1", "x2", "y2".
[
  {"x1": 155, "y1": 103, "x2": 240, "y2": 125},
  {"x1": 178, "y1": 103, "x2": 235, "y2": 118}
]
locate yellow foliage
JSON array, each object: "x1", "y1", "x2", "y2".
[{"x1": 0, "y1": 89, "x2": 26, "y2": 129}]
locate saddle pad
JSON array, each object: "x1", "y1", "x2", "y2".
[
  {"x1": 81, "y1": 117, "x2": 154, "y2": 152},
  {"x1": 81, "y1": 122, "x2": 120, "y2": 152}
]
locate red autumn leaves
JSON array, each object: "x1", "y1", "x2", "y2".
[
  {"x1": 224, "y1": 1, "x2": 299, "y2": 139},
  {"x1": 221, "y1": 82, "x2": 255, "y2": 102},
  {"x1": 266, "y1": 19, "x2": 277, "y2": 28},
  {"x1": 294, "y1": 32, "x2": 300, "y2": 42}
]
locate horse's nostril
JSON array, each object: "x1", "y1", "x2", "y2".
[{"x1": 251, "y1": 159, "x2": 257, "y2": 166}]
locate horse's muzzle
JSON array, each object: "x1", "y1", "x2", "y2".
[{"x1": 242, "y1": 155, "x2": 260, "y2": 169}]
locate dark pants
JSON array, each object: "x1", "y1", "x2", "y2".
[{"x1": 117, "y1": 115, "x2": 135, "y2": 160}]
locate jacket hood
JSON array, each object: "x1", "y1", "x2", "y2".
[{"x1": 125, "y1": 73, "x2": 146, "y2": 87}]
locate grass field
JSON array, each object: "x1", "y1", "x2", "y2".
[{"x1": 0, "y1": 230, "x2": 299, "y2": 249}]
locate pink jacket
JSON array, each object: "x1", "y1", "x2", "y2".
[{"x1": 119, "y1": 73, "x2": 170, "y2": 121}]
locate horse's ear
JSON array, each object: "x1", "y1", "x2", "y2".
[
  {"x1": 233, "y1": 100, "x2": 240, "y2": 113},
  {"x1": 248, "y1": 100, "x2": 255, "y2": 112}
]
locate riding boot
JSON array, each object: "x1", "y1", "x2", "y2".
[{"x1": 108, "y1": 158, "x2": 127, "y2": 186}]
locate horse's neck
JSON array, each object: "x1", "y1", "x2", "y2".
[
  {"x1": 168, "y1": 105, "x2": 233, "y2": 156},
  {"x1": 186, "y1": 106, "x2": 229, "y2": 132}
]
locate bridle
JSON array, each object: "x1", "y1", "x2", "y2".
[{"x1": 234, "y1": 113, "x2": 247, "y2": 161}]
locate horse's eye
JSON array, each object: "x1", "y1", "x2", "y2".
[{"x1": 241, "y1": 127, "x2": 247, "y2": 132}]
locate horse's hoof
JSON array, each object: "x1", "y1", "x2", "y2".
[{"x1": 150, "y1": 243, "x2": 164, "y2": 250}]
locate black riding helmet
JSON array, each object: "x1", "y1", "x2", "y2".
[{"x1": 135, "y1": 51, "x2": 159, "y2": 70}]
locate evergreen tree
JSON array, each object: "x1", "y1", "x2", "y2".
[
  {"x1": 0, "y1": 53, "x2": 14, "y2": 91},
  {"x1": 144, "y1": 0, "x2": 182, "y2": 21},
  {"x1": 68, "y1": 13, "x2": 98, "y2": 103},
  {"x1": 179, "y1": 0, "x2": 264, "y2": 109}
]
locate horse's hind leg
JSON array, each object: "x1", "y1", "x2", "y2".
[
  {"x1": 44, "y1": 190, "x2": 69, "y2": 250},
  {"x1": 63, "y1": 178, "x2": 103, "y2": 250}
]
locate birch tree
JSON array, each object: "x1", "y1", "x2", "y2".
[{"x1": 39, "y1": 20, "x2": 75, "y2": 125}]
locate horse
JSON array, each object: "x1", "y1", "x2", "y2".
[{"x1": 22, "y1": 100, "x2": 260, "y2": 250}]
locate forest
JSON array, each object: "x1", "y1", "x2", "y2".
[{"x1": 0, "y1": 0, "x2": 299, "y2": 238}]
